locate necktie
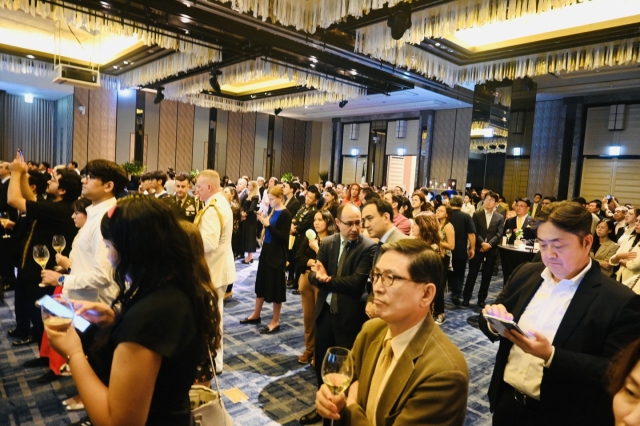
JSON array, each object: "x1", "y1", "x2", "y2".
[
  {"x1": 330, "y1": 240, "x2": 349, "y2": 314},
  {"x1": 517, "y1": 217, "x2": 523, "y2": 230},
  {"x1": 366, "y1": 339, "x2": 394, "y2": 423}
]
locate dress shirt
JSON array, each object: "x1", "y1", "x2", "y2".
[
  {"x1": 503, "y1": 262, "x2": 591, "y2": 399},
  {"x1": 516, "y1": 215, "x2": 525, "y2": 230},
  {"x1": 461, "y1": 203, "x2": 475, "y2": 217},
  {"x1": 1, "y1": 176, "x2": 9, "y2": 184},
  {"x1": 62, "y1": 197, "x2": 119, "y2": 304},
  {"x1": 615, "y1": 220, "x2": 627, "y2": 237},
  {"x1": 326, "y1": 234, "x2": 347, "y2": 305},
  {"x1": 369, "y1": 317, "x2": 425, "y2": 426},
  {"x1": 379, "y1": 227, "x2": 395, "y2": 244},
  {"x1": 484, "y1": 208, "x2": 494, "y2": 229},
  {"x1": 154, "y1": 190, "x2": 167, "y2": 198}
]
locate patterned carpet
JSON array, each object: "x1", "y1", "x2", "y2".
[{"x1": 0, "y1": 255, "x2": 506, "y2": 426}]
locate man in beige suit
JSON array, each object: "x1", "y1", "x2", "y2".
[
  {"x1": 316, "y1": 239, "x2": 469, "y2": 426},
  {"x1": 195, "y1": 170, "x2": 237, "y2": 373}
]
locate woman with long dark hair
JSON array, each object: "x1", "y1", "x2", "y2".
[
  {"x1": 46, "y1": 194, "x2": 220, "y2": 426},
  {"x1": 322, "y1": 188, "x2": 339, "y2": 219},
  {"x1": 590, "y1": 218, "x2": 618, "y2": 277},
  {"x1": 434, "y1": 205, "x2": 455, "y2": 325},
  {"x1": 240, "y1": 180, "x2": 260, "y2": 264},
  {"x1": 609, "y1": 338, "x2": 640, "y2": 425}
]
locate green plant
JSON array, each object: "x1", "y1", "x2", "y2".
[
  {"x1": 121, "y1": 160, "x2": 146, "y2": 176},
  {"x1": 189, "y1": 169, "x2": 200, "y2": 179},
  {"x1": 281, "y1": 172, "x2": 293, "y2": 183},
  {"x1": 319, "y1": 170, "x2": 329, "y2": 183}
]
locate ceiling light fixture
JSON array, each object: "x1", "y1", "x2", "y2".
[
  {"x1": 387, "y1": 3, "x2": 412, "y2": 40},
  {"x1": 209, "y1": 70, "x2": 221, "y2": 93},
  {"x1": 310, "y1": 57, "x2": 318, "y2": 63},
  {"x1": 24, "y1": 94, "x2": 33, "y2": 103},
  {"x1": 26, "y1": 54, "x2": 35, "y2": 59},
  {"x1": 310, "y1": 64, "x2": 316, "y2": 68},
  {"x1": 350, "y1": 70, "x2": 358, "y2": 76},
  {"x1": 154, "y1": 87, "x2": 165, "y2": 104},
  {"x1": 339, "y1": 100, "x2": 348, "y2": 108},
  {"x1": 274, "y1": 108, "x2": 283, "y2": 116},
  {"x1": 180, "y1": 15, "x2": 191, "y2": 23},
  {"x1": 113, "y1": 65, "x2": 118, "y2": 69},
  {"x1": 123, "y1": 60, "x2": 129, "y2": 65}
]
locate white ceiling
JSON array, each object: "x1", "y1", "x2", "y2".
[{"x1": 0, "y1": 70, "x2": 73, "y2": 100}]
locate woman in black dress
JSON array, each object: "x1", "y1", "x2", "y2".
[
  {"x1": 224, "y1": 185, "x2": 242, "y2": 298},
  {"x1": 240, "y1": 180, "x2": 260, "y2": 264},
  {"x1": 321, "y1": 188, "x2": 339, "y2": 219},
  {"x1": 46, "y1": 194, "x2": 221, "y2": 426},
  {"x1": 240, "y1": 186, "x2": 292, "y2": 334}
]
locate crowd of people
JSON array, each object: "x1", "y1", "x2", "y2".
[{"x1": 2, "y1": 156, "x2": 640, "y2": 426}]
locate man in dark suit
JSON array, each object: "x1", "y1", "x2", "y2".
[
  {"x1": 504, "y1": 197, "x2": 536, "y2": 244},
  {"x1": 480, "y1": 201, "x2": 640, "y2": 426},
  {"x1": 163, "y1": 174, "x2": 201, "y2": 222},
  {"x1": 463, "y1": 190, "x2": 504, "y2": 308},
  {"x1": 299, "y1": 203, "x2": 376, "y2": 425},
  {"x1": 529, "y1": 193, "x2": 542, "y2": 217},
  {"x1": 288, "y1": 187, "x2": 318, "y2": 292},
  {"x1": 283, "y1": 181, "x2": 301, "y2": 217}
]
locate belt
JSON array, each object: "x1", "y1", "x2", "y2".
[{"x1": 512, "y1": 387, "x2": 540, "y2": 409}]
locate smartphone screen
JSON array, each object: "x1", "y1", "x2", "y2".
[
  {"x1": 39, "y1": 295, "x2": 91, "y2": 332},
  {"x1": 483, "y1": 314, "x2": 530, "y2": 339},
  {"x1": 18, "y1": 149, "x2": 24, "y2": 162}
]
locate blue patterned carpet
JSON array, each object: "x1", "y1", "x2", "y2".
[{"x1": 0, "y1": 255, "x2": 505, "y2": 426}]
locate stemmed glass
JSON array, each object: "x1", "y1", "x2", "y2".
[
  {"x1": 0, "y1": 212, "x2": 10, "y2": 238},
  {"x1": 41, "y1": 293, "x2": 74, "y2": 332},
  {"x1": 505, "y1": 229, "x2": 512, "y2": 243},
  {"x1": 321, "y1": 347, "x2": 354, "y2": 426},
  {"x1": 52, "y1": 235, "x2": 66, "y2": 271},
  {"x1": 33, "y1": 245, "x2": 50, "y2": 287}
]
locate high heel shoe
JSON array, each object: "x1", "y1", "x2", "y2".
[
  {"x1": 241, "y1": 259, "x2": 254, "y2": 264},
  {"x1": 240, "y1": 317, "x2": 261, "y2": 324}
]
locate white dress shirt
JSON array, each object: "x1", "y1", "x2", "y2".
[
  {"x1": 503, "y1": 262, "x2": 591, "y2": 399},
  {"x1": 484, "y1": 208, "x2": 494, "y2": 228},
  {"x1": 62, "y1": 198, "x2": 119, "y2": 304},
  {"x1": 369, "y1": 318, "x2": 425, "y2": 426}
]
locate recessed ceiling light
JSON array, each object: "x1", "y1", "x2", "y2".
[
  {"x1": 304, "y1": 105, "x2": 308, "y2": 109},
  {"x1": 435, "y1": 42, "x2": 441, "y2": 47},
  {"x1": 448, "y1": 48, "x2": 454, "y2": 53},
  {"x1": 26, "y1": 54, "x2": 35, "y2": 59},
  {"x1": 183, "y1": 1, "x2": 191, "y2": 6},
  {"x1": 113, "y1": 65, "x2": 118, "y2": 69},
  {"x1": 310, "y1": 64, "x2": 316, "y2": 68},
  {"x1": 184, "y1": 30, "x2": 190, "y2": 34},
  {"x1": 123, "y1": 60, "x2": 129, "y2": 65},
  {"x1": 440, "y1": 45, "x2": 447, "y2": 49},
  {"x1": 180, "y1": 15, "x2": 191, "y2": 23},
  {"x1": 24, "y1": 94, "x2": 33, "y2": 103},
  {"x1": 350, "y1": 70, "x2": 357, "y2": 75}
]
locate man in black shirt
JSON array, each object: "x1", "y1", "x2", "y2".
[
  {"x1": 8, "y1": 159, "x2": 80, "y2": 382},
  {"x1": 448, "y1": 196, "x2": 477, "y2": 306}
]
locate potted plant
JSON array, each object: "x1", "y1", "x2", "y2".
[
  {"x1": 121, "y1": 160, "x2": 146, "y2": 177},
  {"x1": 281, "y1": 172, "x2": 293, "y2": 183},
  {"x1": 319, "y1": 170, "x2": 329, "y2": 183}
]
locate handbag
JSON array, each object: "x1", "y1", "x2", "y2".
[{"x1": 190, "y1": 348, "x2": 233, "y2": 426}]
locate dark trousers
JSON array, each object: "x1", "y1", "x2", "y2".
[
  {"x1": 28, "y1": 284, "x2": 55, "y2": 350},
  {"x1": 434, "y1": 255, "x2": 449, "y2": 315},
  {"x1": 463, "y1": 253, "x2": 497, "y2": 303},
  {"x1": 493, "y1": 384, "x2": 544, "y2": 426},
  {"x1": 13, "y1": 272, "x2": 32, "y2": 337},
  {"x1": 448, "y1": 254, "x2": 468, "y2": 299}
]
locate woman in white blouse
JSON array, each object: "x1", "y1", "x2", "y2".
[
  {"x1": 610, "y1": 219, "x2": 640, "y2": 293},
  {"x1": 461, "y1": 195, "x2": 475, "y2": 216}
]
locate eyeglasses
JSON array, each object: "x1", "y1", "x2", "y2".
[
  {"x1": 370, "y1": 271, "x2": 422, "y2": 287},
  {"x1": 337, "y1": 218, "x2": 362, "y2": 228},
  {"x1": 80, "y1": 173, "x2": 98, "y2": 180}
]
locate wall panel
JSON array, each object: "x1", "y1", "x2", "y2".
[
  {"x1": 431, "y1": 108, "x2": 472, "y2": 187},
  {"x1": 176, "y1": 102, "x2": 195, "y2": 173},
  {"x1": 281, "y1": 118, "x2": 295, "y2": 175},
  {"x1": 158, "y1": 100, "x2": 178, "y2": 171},
  {"x1": 240, "y1": 112, "x2": 256, "y2": 178},
  {"x1": 226, "y1": 111, "x2": 242, "y2": 179},
  {"x1": 303, "y1": 121, "x2": 313, "y2": 182},
  {"x1": 72, "y1": 88, "x2": 89, "y2": 164},
  {"x1": 87, "y1": 88, "x2": 117, "y2": 161},
  {"x1": 292, "y1": 120, "x2": 307, "y2": 179},
  {"x1": 528, "y1": 100, "x2": 566, "y2": 198}
]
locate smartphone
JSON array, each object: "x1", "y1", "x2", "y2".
[
  {"x1": 38, "y1": 295, "x2": 91, "y2": 332},
  {"x1": 483, "y1": 314, "x2": 530, "y2": 339},
  {"x1": 18, "y1": 149, "x2": 24, "y2": 162}
]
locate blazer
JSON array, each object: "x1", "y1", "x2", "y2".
[
  {"x1": 472, "y1": 209, "x2": 504, "y2": 256},
  {"x1": 285, "y1": 196, "x2": 301, "y2": 218},
  {"x1": 479, "y1": 261, "x2": 640, "y2": 425},
  {"x1": 504, "y1": 215, "x2": 536, "y2": 244},
  {"x1": 260, "y1": 208, "x2": 292, "y2": 266},
  {"x1": 373, "y1": 227, "x2": 409, "y2": 267},
  {"x1": 198, "y1": 192, "x2": 237, "y2": 288},
  {"x1": 163, "y1": 195, "x2": 201, "y2": 223},
  {"x1": 310, "y1": 233, "x2": 376, "y2": 332},
  {"x1": 342, "y1": 317, "x2": 468, "y2": 426},
  {"x1": 589, "y1": 239, "x2": 619, "y2": 277}
]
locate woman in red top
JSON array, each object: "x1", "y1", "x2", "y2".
[{"x1": 342, "y1": 183, "x2": 362, "y2": 208}]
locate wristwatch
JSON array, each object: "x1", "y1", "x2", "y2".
[{"x1": 58, "y1": 275, "x2": 65, "y2": 287}]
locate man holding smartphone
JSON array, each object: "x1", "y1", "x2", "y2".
[{"x1": 480, "y1": 201, "x2": 640, "y2": 426}]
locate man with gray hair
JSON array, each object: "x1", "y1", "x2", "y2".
[
  {"x1": 237, "y1": 177, "x2": 248, "y2": 204},
  {"x1": 195, "y1": 170, "x2": 237, "y2": 373}
]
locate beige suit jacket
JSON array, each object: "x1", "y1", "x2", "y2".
[{"x1": 342, "y1": 317, "x2": 468, "y2": 426}]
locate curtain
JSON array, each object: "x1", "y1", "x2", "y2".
[{"x1": 1, "y1": 94, "x2": 55, "y2": 164}]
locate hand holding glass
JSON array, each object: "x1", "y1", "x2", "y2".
[
  {"x1": 0, "y1": 212, "x2": 10, "y2": 238},
  {"x1": 322, "y1": 347, "x2": 354, "y2": 426},
  {"x1": 52, "y1": 235, "x2": 66, "y2": 271},
  {"x1": 41, "y1": 294, "x2": 74, "y2": 332},
  {"x1": 33, "y1": 245, "x2": 50, "y2": 287}
]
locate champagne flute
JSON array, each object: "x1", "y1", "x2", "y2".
[
  {"x1": 505, "y1": 229, "x2": 512, "y2": 243},
  {"x1": 33, "y1": 245, "x2": 50, "y2": 287},
  {"x1": 52, "y1": 235, "x2": 66, "y2": 271},
  {"x1": 322, "y1": 347, "x2": 354, "y2": 426},
  {"x1": 41, "y1": 293, "x2": 74, "y2": 332},
  {"x1": 0, "y1": 212, "x2": 10, "y2": 238}
]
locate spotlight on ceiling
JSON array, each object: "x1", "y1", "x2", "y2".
[
  {"x1": 209, "y1": 70, "x2": 221, "y2": 93},
  {"x1": 274, "y1": 108, "x2": 283, "y2": 116},
  {"x1": 154, "y1": 87, "x2": 165, "y2": 105},
  {"x1": 387, "y1": 3, "x2": 412, "y2": 41},
  {"x1": 339, "y1": 100, "x2": 348, "y2": 109}
]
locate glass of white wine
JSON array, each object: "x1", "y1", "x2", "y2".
[
  {"x1": 505, "y1": 229, "x2": 512, "y2": 243},
  {"x1": 52, "y1": 235, "x2": 66, "y2": 271},
  {"x1": 33, "y1": 245, "x2": 50, "y2": 288},
  {"x1": 321, "y1": 347, "x2": 354, "y2": 426},
  {"x1": 0, "y1": 212, "x2": 10, "y2": 239},
  {"x1": 41, "y1": 293, "x2": 74, "y2": 333}
]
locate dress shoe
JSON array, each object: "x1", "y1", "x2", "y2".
[
  {"x1": 292, "y1": 289, "x2": 301, "y2": 295},
  {"x1": 286, "y1": 281, "x2": 295, "y2": 289},
  {"x1": 36, "y1": 370, "x2": 59, "y2": 384},
  {"x1": 478, "y1": 301, "x2": 486, "y2": 309},
  {"x1": 24, "y1": 357, "x2": 49, "y2": 368},
  {"x1": 239, "y1": 317, "x2": 261, "y2": 324},
  {"x1": 299, "y1": 409, "x2": 322, "y2": 424},
  {"x1": 298, "y1": 352, "x2": 313, "y2": 365},
  {"x1": 13, "y1": 336, "x2": 36, "y2": 347},
  {"x1": 7, "y1": 329, "x2": 28, "y2": 339},
  {"x1": 241, "y1": 259, "x2": 254, "y2": 264},
  {"x1": 461, "y1": 299, "x2": 470, "y2": 307},
  {"x1": 259, "y1": 325, "x2": 280, "y2": 334},
  {"x1": 451, "y1": 296, "x2": 461, "y2": 306}
]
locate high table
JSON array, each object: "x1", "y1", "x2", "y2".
[{"x1": 498, "y1": 245, "x2": 537, "y2": 286}]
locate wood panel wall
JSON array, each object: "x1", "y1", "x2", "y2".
[
  {"x1": 240, "y1": 112, "x2": 256, "y2": 178},
  {"x1": 158, "y1": 100, "x2": 178, "y2": 171},
  {"x1": 281, "y1": 118, "x2": 295, "y2": 175},
  {"x1": 226, "y1": 111, "x2": 243, "y2": 179},
  {"x1": 176, "y1": 102, "x2": 195, "y2": 173}
]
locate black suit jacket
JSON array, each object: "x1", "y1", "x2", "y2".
[
  {"x1": 472, "y1": 210, "x2": 504, "y2": 256},
  {"x1": 0, "y1": 178, "x2": 18, "y2": 221},
  {"x1": 285, "y1": 197, "x2": 301, "y2": 217},
  {"x1": 479, "y1": 261, "x2": 640, "y2": 425},
  {"x1": 504, "y1": 215, "x2": 536, "y2": 244},
  {"x1": 310, "y1": 233, "x2": 376, "y2": 333},
  {"x1": 260, "y1": 208, "x2": 292, "y2": 266}
]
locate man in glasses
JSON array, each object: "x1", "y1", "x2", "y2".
[
  {"x1": 315, "y1": 240, "x2": 469, "y2": 425},
  {"x1": 299, "y1": 203, "x2": 376, "y2": 425}
]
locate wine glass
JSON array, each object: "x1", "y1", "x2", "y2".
[
  {"x1": 505, "y1": 229, "x2": 512, "y2": 243},
  {"x1": 52, "y1": 235, "x2": 66, "y2": 271},
  {"x1": 33, "y1": 245, "x2": 50, "y2": 287},
  {"x1": 41, "y1": 293, "x2": 74, "y2": 333},
  {"x1": 0, "y1": 212, "x2": 10, "y2": 238},
  {"x1": 321, "y1": 347, "x2": 354, "y2": 426}
]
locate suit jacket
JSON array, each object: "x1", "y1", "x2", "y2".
[
  {"x1": 285, "y1": 196, "x2": 301, "y2": 218},
  {"x1": 310, "y1": 233, "x2": 376, "y2": 332},
  {"x1": 495, "y1": 204, "x2": 507, "y2": 218},
  {"x1": 0, "y1": 178, "x2": 18, "y2": 222},
  {"x1": 530, "y1": 202, "x2": 541, "y2": 218},
  {"x1": 504, "y1": 215, "x2": 536, "y2": 244},
  {"x1": 342, "y1": 317, "x2": 468, "y2": 426},
  {"x1": 373, "y1": 227, "x2": 409, "y2": 267},
  {"x1": 260, "y1": 208, "x2": 292, "y2": 266},
  {"x1": 472, "y1": 210, "x2": 504, "y2": 256},
  {"x1": 479, "y1": 261, "x2": 640, "y2": 425},
  {"x1": 198, "y1": 192, "x2": 237, "y2": 288},
  {"x1": 163, "y1": 195, "x2": 202, "y2": 223}
]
